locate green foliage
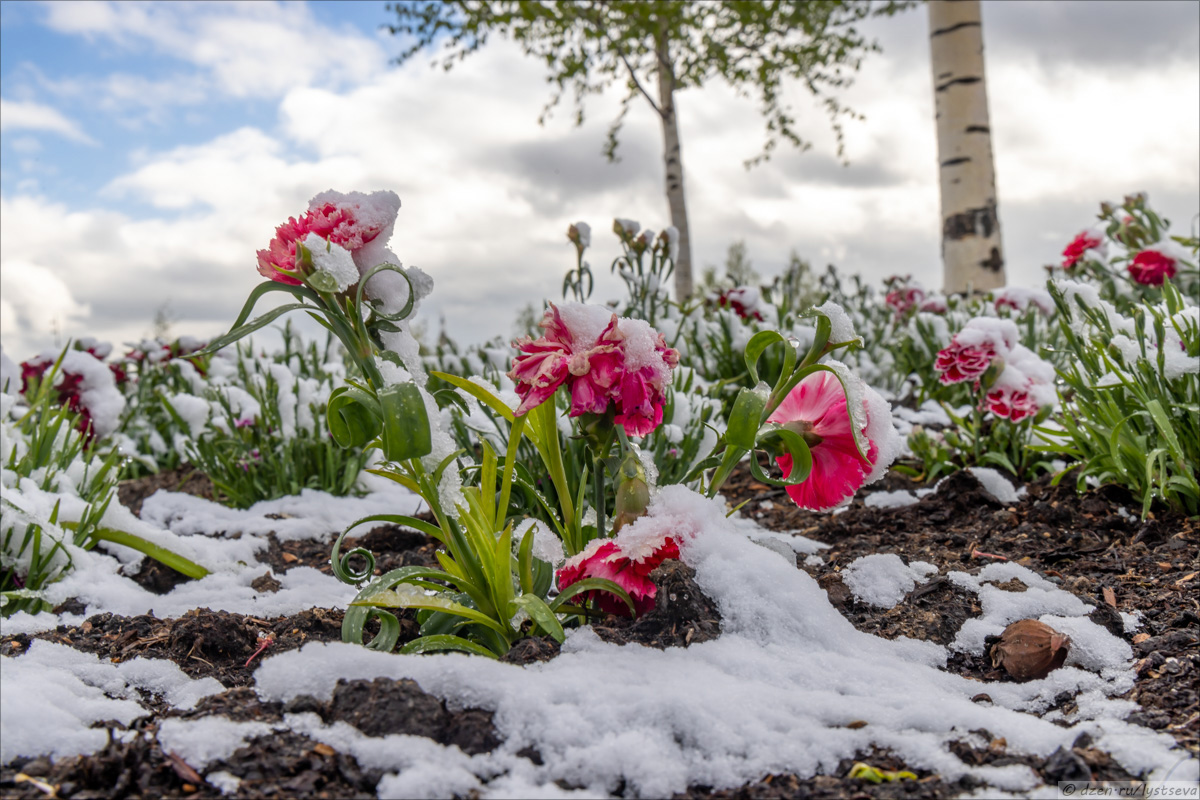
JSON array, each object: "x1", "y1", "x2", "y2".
[
  {"x1": 2, "y1": 350, "x2": 207, "y2": 616},
  {"x1": 386, "y1": 0, "x2": 917, "y2": 164},
  {"x1": 1037, "y1": 280, "x2": 1199, "y2": 516}
]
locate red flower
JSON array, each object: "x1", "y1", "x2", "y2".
[
  {"x1": 766, "y1": 371, "x2": 879, "y2": 512},
  {"x1": 556, "y1": 536, "x2": 680, "y2": 617},
  {"x1": 885, "y1": 286, "x2": 925, "y2": 316},
  {"x1": 1062, "y1": 231, "x2": 1103, "y2": 269},
  {"x1": 935, "y1": 342, "x2": 997, "y2": 385},
  {"x1": 714, "y1": 288, "x2": 763, "y2": 321},
  {"x1": 986, "y1": 387, "x2": 1038, "y2": 422},
  {"x1": 1127, "y1": 249, "x2": 1177, "y2": 286}
]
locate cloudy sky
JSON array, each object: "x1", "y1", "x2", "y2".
[{"x1": 1, "y1": 0, "x2": 1197, "y2": 360}]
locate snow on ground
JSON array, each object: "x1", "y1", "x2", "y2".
[
  {"x1": 841, "y1": 554, "x2": 938, "y2": 608},
  {"x1": 1, "y1": 640, "x2": 224, "y2": 763},
  {"x1": 3, "y1": 483, "x2": 1195, "y2": 797},
  {"x1": 246, "y1": 487, "x2": 1194, "y2": 797},
  {"x1": 0, "y1": 479, "x2": 425, "y2": 636}
]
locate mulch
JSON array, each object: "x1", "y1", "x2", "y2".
[{"x1": 1, "y1": 462, "x2": 1195, "y2": 798}]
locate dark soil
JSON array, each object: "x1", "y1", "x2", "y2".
[
  {"x1": 118, "y1": 464, "x2": 216, "y2": 517},
  {"x1": 2, "y1": 461, "x2": 1196, "y2": 799}
]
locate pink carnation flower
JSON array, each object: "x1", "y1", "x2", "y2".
[
  {"x1": 508, "y1": 303, "x2": 678, "y2": 437},
  {"x1": 766, "y1": 371, "x2": 880, "y2": 512},
  {"x1": 1062, "y1": 231, "x2": 1103, "y2": 269},
  {"x1": 556, "y1": 536, "x2": 680, "y2": 617},
  {"x1": 1127, "y1": 249, "x2": 1177, "y2": 286},
  {"x1": 935, "y1": 342, "x2": 997, "y2": 385},
  {"x1": 919, "y1": 295, "x2": 948, "y2": 314},
  {"x1": 256, "y1": 192, "x2": 397, "y2": 286},
  {"x1": 885, "y1": 286, "x2": 925, "y2": 316},
  {"x1": 985, "y1": 387, "x2": 1038, "y2": 422}
]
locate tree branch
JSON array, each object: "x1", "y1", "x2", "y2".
[{"x1": 617, "y1": 48, "x2": 664, "y2": 119}]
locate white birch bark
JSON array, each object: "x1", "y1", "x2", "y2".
[
  {"x1": 656, "y1": 25, "x2": 694, "y2": 301},
  {"x1": 929, "y1": 0, "x2": 1005, "y2": 293}
]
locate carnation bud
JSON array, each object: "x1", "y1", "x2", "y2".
[
  {"x1": 979, "y1": 357, "x2": 1006, "y2": 391},
  {"x1": 612, "y1": 452, "x2": 650, "y2": 533},
  {"x1": 990, "y1": 619, "x2": 1071, "y2": 682},
  {"x1": 1099, "y1": 201, "x2": 1116, "y2": 217}
]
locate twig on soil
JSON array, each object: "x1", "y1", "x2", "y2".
[
  {"x1": 244, "y1": 631, "x2": 275, "y2": 667},
  {"x1": 970, "y1": 549, "x2": 1009, "y2": 561}
]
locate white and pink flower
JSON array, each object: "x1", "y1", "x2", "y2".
[
  {"x1": 257, "y1": 190, "x2": 401, "y2": 291},
  {"x1": 556, "y1": 534, "x2": 680, "y2": 617},
  {"x1": 885, "y1": 285, "x2": 926, "y2": 317},
  {"x1": 508, "y1": 303, "x2": 678, "y2": 437},
  {"x1": 993, "y1": 287, "x2": 1054, "y2": 315},
  {"x1": 935, "y1": 318, "x2": 1019, "y2": 386}
]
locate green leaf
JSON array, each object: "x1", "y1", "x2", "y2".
[
  {"x1": 378, "y1": 382, "x2": 433, "y2": 461},
  {"x1": 550, "y1": 577, "x2": 636, "y2": 616},
  {"x1": 353, "y1": 585, "x2": 508, "y2": 635},
  {"x1": 744, "y1": 330, "x2": 790, "y2": 387},
  {"x1": 399, "y1": 634, "x2": 500, "y2": 658},
  {"x1": 513, "y1": 593, "x2": 566, "y2": 643},
  {"x1": 327, "y1": 386, "x2": 382, "y2": 449},
  {"x1": 430, "y1": 372, "x2": 516, "y2": 422},
  {"x1": 726, "y1": 384, "x2": 769, "y2": 450},
  {"x1": 197, "y1": 302, "x2": 315, "y2": 356}
]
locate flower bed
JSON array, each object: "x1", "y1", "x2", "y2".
[{"x1": 1, "y1": 191, "x2": 1196, "y2": 797}]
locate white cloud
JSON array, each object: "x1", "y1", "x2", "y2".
[
  {"x1": 1, "y1": 1, "x2": 1197, "y2": 361},
  {"x1": 38, "y1": 0, "x2": 387, "y2": 101},
  {"x1": 0, "y1": 98, "x2": 96, "y2": 144}
]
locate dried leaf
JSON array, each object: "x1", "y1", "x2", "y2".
[
  {"x1": 1132, "y1": 633, "x2": 1150, "y2": 644},
  {"x1": 1102, "y1": 587, "x2": 1116, "y2": 607},
  {"x1": 166, "y1": 751, "x2": 204, "y2": 785},
  {"x1": 313, "y1": 743, "x2": 336, "y2": 757}
]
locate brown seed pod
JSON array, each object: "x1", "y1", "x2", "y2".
[{"x1": 990, "y1": 619, "x2": 1071, "y2": 681}]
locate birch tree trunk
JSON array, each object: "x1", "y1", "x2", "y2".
[
  {"x1": 929, "y1": 0, "x2": 1005, "y2": 293},
  {"x1": 656, "y1": 25, "x2": 694, "y2": 301}
]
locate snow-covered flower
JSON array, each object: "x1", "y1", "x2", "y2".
[
  {"x1": 658, "y1": 227, "x2": 680, "y2": 262},
  {"x1": 508, "y1": 303, "x2": 679, "y2": 437},
  {"x1": 19, "y1": 350, "x2": 126, "y2": 441},
  {"x1": 935, "y1": 318, "x2": 1018, "y2": 385},
  {"x1": 765, "y1": 371, "x2": 884, "y2": 512},
  {"x1": 919, "y1": 294, "x2": 948, "y2": 314},
  {"x1": 885, "y1": 286, "x2": 925, "y2": 316},
  {"x1": 256, "y1": 190, "x2": 401, "y2": 288},
  {"x1": 1127, "y1": 248, "x2": 1178, "y2": 286},
  {"x1": 712, "y1": 287, "x2": 763, "y2": 321},
  {"x1": 994, "y1": 287, "x2": 1054, "y2": 315},
  {"x1": 556, "y1": 534, "x2": 679, "y2": 617},
  {"x1": 1061, "y1": 230, "x2": 1105, "y2": 269},
  {"x1": 567, "y1": 221, "x2": 591, "y2": 251}
]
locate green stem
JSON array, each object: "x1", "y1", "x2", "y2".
[
  {"x1": 707, "y1": 446, "x2": 747, "y2": 499},
  {"x1": 68, "y1": 523, "x2": 209, "y2": 579},
  {"x1": 973, "y1": 400, "x2": 983, "y2": 466},
  {"x1": 497, "y1": 415, "x2": 526, "y2": 527},
  {"x1": 593, "y1": 454, "x2": 607, "y2": 541}
]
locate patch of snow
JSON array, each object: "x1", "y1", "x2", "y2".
[
  {"x1": 966, "y1": 467, "x2": 1027, "y2": 504},
  {"x1": 157, "y1": 717, "x2": 275, "y2": 769},
  {"x1": 864, "y1": 490, "x2": 920, "y2": 509},
  {"x1": 841, "y1": 554, "x2": 938, "y2": 608}
]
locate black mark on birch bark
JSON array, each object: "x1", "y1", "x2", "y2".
[
  {"x1": 931, "y1": 21, "x2": 981, "y2": 38},
  {"x1": 965, "y1": 125, "x2": 990, "y2": 133},
  {"x1": 936, "y1": 76, "x2": 982, "y2": 92},
  {"x1": 941, "y1": 157, "x2": 971, "y2": 168},
  {"x1": 944, "y1": 201, "x2": 999, "y2": 243}
]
